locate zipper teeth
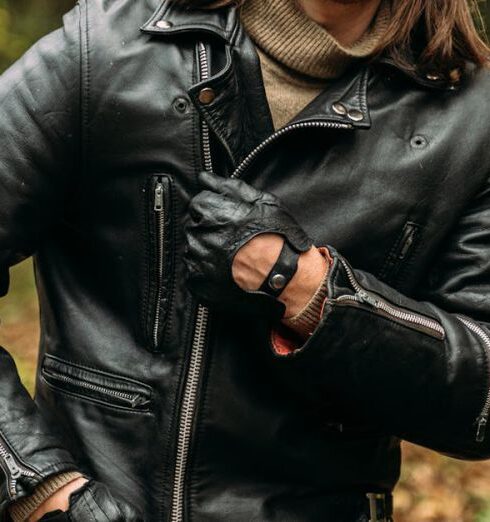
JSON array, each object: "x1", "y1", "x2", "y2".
[
  {"x1": 169, "y1": 41, "x2": 212, "y2": 522},
  {"x1": 44, "y1": 369, "x2": 144, "y2": 407},
  {"x1": 231, "y1": 121, "x2": 352, "y2": 179},
  {"x1": 153, "y1": 181, "x2": 165, "y2": 348},
  {"x1": 338, "y1": 257, "x2": 445, "y2": 339},
  {"x1": 170, "y1": 306, "x2": 209, "y2": 522},
  {"x1": 0, "y1": 437, "x2": 36, "y2": 498},
  {"x1": 456, "y1": 315, "x2": 490, "y2": 441}
]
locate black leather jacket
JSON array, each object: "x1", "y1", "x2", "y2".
[{"x1": 1, "y1": 1, "x2": 490, "y2": 520}]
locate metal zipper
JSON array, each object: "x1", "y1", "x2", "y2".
[
  {"x1": 169, "y1": 43, "x2": 353, "y2": 522},
  {"x1": 43, "y1": 368, "x2": 149, "y2": 409},
  {"x1": 455, "y1": 315, "x2": 490, "y2": 442},
  {"x1": 153, "y1": 179, "x2": 166, "y2": 349},
  {"x1": 169, "y1": 42, "x2": 212, "y2": 522},
  {"x1": 231, "y1": 120, "x2": 352, "y2": 180},
  {"x1": 0, "y1": 436, "x2": 37, "y2": 499},
  {"x1": 333, "y1": 257, "x2": 446, "y2": 340}
]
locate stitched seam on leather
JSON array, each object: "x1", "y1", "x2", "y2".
[
  {"x1": 80, "y1": 0, "x2": 90, "y2": 178},
  {"x1": 359, "y1": 67, "x2": 369, "y2": 114},
  {"x1": 377, "y1": 225, "x2": 408, "y2": 281},
  {"x1": 83, "y1": 490, "x2": 100, "y2": 522},
  {"x1": 43, "y1": 354, "x2": 152, "y2": 392}
]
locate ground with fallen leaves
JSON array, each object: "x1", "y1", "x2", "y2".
[{"x1": 1, "y1": 260, "x2": 490, "y2": 521}]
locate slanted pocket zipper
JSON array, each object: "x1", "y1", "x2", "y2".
[
  {"x1": 0, "y1": 436, "x2": 38, "y2": 499},
  {"x1": 42, "y1": 356, "x2": 152, "y2": 412},
  {"x1": 331, "y1": 257, "x2": 446, "y2": 341},
  {"x1": 455, "y1": 315, "x2": 490, "y2": 443}
]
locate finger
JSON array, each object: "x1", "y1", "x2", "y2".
[{"x1": 198, "y1": 170, "x2": 262, "y2": 203}]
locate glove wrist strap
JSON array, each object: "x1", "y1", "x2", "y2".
[{"x1": 259, "y1": 240, "x2": 301, "y2": 298}]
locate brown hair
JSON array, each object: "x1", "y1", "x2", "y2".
[{"x1": 175, "y1": 0, "x2": 490, "y2": 82}]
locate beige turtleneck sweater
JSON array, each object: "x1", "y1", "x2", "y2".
[{"x1": 241, "y1": 0, "x2": 390, "y2": 129}]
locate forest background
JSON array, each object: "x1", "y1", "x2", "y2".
[{"x1": 1, "y1": 0, "x2": 490, "y2": 520}]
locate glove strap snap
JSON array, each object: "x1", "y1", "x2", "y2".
[{"x1": 259, "y1": 240, "x2": 300, "y2": 298}]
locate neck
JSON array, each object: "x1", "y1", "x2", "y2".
[{"x1": 295, "y1": 0, "x2": 383, "y2": 47}]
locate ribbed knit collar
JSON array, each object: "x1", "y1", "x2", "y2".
[{"x1": 240, "y1": 0, "x2": 391, "y2": 80}]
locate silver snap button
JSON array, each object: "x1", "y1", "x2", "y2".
[
  {"x1": 270, "y1": 274, "x2": 287, "y2": 291},
  {"x1": 426, "y1": 73, "x2": 441, "y2": 81},
  {"x1": 332, "y1": 102, "x2": 347, "y2": 116},
  {"x1": 347, "y1": 109, "x2": 364, "y2": 122},
  {"x1": 155, "y1": 20, "x2": 173, "y2": 29}
]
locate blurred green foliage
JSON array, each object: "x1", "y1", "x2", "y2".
[{"x1": 0, "y1": 0, "x2": 74, "y2": 70}]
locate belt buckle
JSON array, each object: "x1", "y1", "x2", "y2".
[{"x1": 366, "y1": 493, "x2": 388, "y2": 522}]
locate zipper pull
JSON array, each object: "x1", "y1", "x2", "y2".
[
  {"x1": 130, "y1": 394, "x2": 150, "y2": 409},
  {"x1": 154, "y1": 183, "x2": 164, "y2": 212},
  {"x1": 476, "y1": 415, "x2": 488, "y2": 443},
  {"x1": 4, "y1": 454, "x2": 22, "y2": 479},
  {"x1": 357, "y1": 290, "x2": 379, "y2": 308}
]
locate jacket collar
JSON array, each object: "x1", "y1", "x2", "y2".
[{"x1": 141, "y1": 0, "x2": 239, "y2": 43}]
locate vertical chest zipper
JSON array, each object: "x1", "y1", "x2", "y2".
[{"x1": 153, "y1": 180, "x2": 166, "y2": 349}]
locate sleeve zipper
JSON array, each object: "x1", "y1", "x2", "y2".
[
  {"x1": 332, "y1": 257, "x2": 490, "y2": 444},
  {"x1": 332, "y1": 257, "x2": 446, "y2": 340},
  {"x1": 455, "y1": 315, "x2": 490, "y2": 443},
  {"x1": 0, "y1": 437, "x2": 38, "y2": 499}
]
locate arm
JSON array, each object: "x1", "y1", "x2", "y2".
[
  {"x1": 0, "y1": 6, "x2": 81, "y2": 516},
  {"x1": 270, "y1": 175, "x2": 490, "y2": 460},
  {"x1": 185, "y1": 170, "x2": 490, "y2": 461}
]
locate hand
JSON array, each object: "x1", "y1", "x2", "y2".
[
  {"x1": 233, "y1": 235, "x2": 329, "y2": 318},
  {"x1": 184, "y1": 171, "x2": 313, "y2": 318},
  {"x1": 28, "y1": 477, "x2": 88, "y2": 521},
  {"x1": 35, "y1": 480, "x2": 142, "y2": 521}
]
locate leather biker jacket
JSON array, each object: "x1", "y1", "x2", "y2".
[{"x1": 1, "y1": 1, "x2": 490, "y2": 520}]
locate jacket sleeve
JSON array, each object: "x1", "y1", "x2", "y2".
[
  {"x1": 0, "y1": 6, "x2": 81, "y2": 514},
  {"x1": 271, "y1": 174, "x2": 490, "y2": 461}
]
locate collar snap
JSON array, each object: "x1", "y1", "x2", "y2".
[
  {"x1": 332, "y1": 102, "x2": 347, "y2": 116},
  {"x1": 155, "y1": 20, "x2": 173, "y2": 29},
  {"x1": 347, "y1": 109, "x2": 364, "y2": 122}
]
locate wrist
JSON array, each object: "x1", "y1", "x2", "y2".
[
  {"x1": 279, "y1": 246, "x2": 330, "y2": 318},
  {"x1": 23, "y1": 473, "x2": 88, "y2": 522}
]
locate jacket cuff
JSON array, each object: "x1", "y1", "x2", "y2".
[
  {"x1": 272, "y1": 246, "x2": 333, "y2": 355},
  {"x1": 8, "y1": 471, "x2": 83, "y2": 522}
]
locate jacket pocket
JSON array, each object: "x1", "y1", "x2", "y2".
[
  {"x1": 143, "y1": 174, "x2": 176, "y2": 351},
  {"x1": 378, "y1": 221, "x2": 421, "y2": 286},
  {"x1": 41, "y1": 355, "x2": 153, "y2": 412}
]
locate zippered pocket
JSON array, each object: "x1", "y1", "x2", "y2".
[
  {"x1": 143, "y1": 175, "x2": 175, "y2": 351},
  {"x1": 378, "y1": 222, "x2": 421, "y2": 286},
  {"x1": 331, "y1": 257, "x2": 446, "y2": 341},
  {"x1": 41, "y1": 355, "x2": 153, "y2": 412},
  {"x1": 0, "y1": 433, "x2": 39, "y2": 499}
]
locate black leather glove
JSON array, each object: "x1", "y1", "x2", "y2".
[
  {"x1": 38, "y1": 480, "x2": 142, "y2": 521},
  {"x1": 184, "y1": 171, "x2": 313, "y2": 319}
]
